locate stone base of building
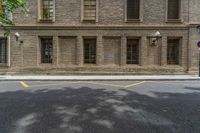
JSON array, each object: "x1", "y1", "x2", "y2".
[{"x1": 0, "y1": 65, "x2": 194, "y2": 75}]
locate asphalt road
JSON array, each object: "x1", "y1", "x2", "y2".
[{"x1": 0, "y1": 80, "x2": 200, "y2": 133}]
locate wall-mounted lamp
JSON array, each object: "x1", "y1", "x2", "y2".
[
  {"x1": 150, "y1": 31, "x2": 161, "y2": 46},
  {"x1": 14, "y1": 32, "x2": 20, "y2": 42},
  {"x1": 14, "y1": 32, "x2": 23, "y2": 46}
]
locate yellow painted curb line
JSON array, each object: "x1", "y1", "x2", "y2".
[
  {"x1": 124, "y1": 81, "x2": 146, "y2": 88},
  {"x1": 20, "y1": 81, "x2": 30, "y2": 88}
]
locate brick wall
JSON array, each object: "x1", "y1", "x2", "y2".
[{"x1": 0, "y1": 0, "x2": 199, "y2": 74}]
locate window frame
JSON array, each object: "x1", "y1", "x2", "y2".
[
  {"x1": 83, "y1": 38, "x2": 97, "y2": 64},
  {"x1": 126, "y1": 38, "x2": 140, "y2": 65},
  {"x1": 38, "y1": 0, "x2": 55, "y2": 22},
  {"x1": 167, "y1": 37, "x2": 181, "y2": 65},
  {"x1": 0, "y1": 0, "x2": 13, "y2": 20},
  {"x1": 40, "y1": 37, "x2": 53, "y2": 64},
  {"x1": 166, "y1": 0, "x2": 182, "y2": 22},
  {"x1": 125, "y1": 0, "x2": 143, "y2": 22},
  {"x1": 0, "y1": 37, "x2": 8, "y2": 65},
  {"x1": 81, "y1": 0, "x2": 99, "y2": 22}
]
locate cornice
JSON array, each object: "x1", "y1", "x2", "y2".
[{"x1": 1, "y1": 25, "x2": 189, "y2": 30}]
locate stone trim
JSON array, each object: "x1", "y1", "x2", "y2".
[{"x1": 4, "y1": 26, "x2": 189, "y2": 30}]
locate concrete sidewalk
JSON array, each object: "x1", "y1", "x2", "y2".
[{"x1": 0, "y1": 75, "x2": 199, "y2": 81}]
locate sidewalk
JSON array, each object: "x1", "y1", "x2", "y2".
[{"x1": 0, "y1": 75, "x2": 199, "y2": 81}]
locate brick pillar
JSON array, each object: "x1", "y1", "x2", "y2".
[
  {"x1": 96, "y1": 35, "x2": 104, "y2": 65},
  {"x1": 53, "y1": 36, "x2": 59, "y2": 66},
  {"x1": 161, "y1": 36, "x2": 167, "y2": 66},
  {"x1": 140, "y1": 36, "x2": 148, "y2": 66},
  {"x1": 120, "y1": 36, "x2": 127, "y2": 66},
  {"x1": 77, "y1": 36, "x2": 83, "y2": 66},
  {"x1": 180, "y1": 36, "x2": 188, "y2": 67}
]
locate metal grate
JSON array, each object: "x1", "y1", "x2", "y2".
[
  {"x1": 127, "y1": 39, "x2": 139, "y2": 64},
  {"x1": 127, "y1": 0, "x2": 140, "y2": 20},
  {"x1": 84, "y1": 39, "x2": 96, "y2": 64},
  {"x1": 0, "y1": 38, "x2": 7, "y2": 64},
  {"x1": 41, "y1": 0, "x2": 54, "y2": 20},
  {"x1": 41, "y1": 38, "x2": 53, "y2": 63},
  {"x1": 168, "y1": 0, "x2": 180, "y2": 19},
  {"x1": 167, "y1": 38, "x2": 179, "y2": 65},
  {"x1": 83, "y1": 0, "x2": 96, "y2": 20}
]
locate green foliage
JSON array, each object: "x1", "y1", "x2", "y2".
[{"x1": 0, "y1": 0, "x2": 28, "y2": 36}]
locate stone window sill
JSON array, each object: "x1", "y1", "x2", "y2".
[
  {"x1": 38, "y1": 19, "x2": 54, "y2": 23},
  {"x1": 125, "y1": 19, "x2": 142, "y2": 23},
  {"x1": 166, "y1": 19, "x2": 183, "y2": 23},
  {"x1": 82, "y1": 19, "x2": 97, "y2": 23},
  {"x1": 0, "y1": 63, "x2": 8, "y2": 67}
]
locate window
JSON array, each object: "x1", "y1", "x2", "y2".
[
  {"x1": 41, "y1": 38, "x2": 53, "y2": 63},
  {"x1": 0, "y1": 0, "x2": 12, "y2": 20},
  {"x1": 83, "y1": 0, "x2": 97, "y2": 21},
  {"x1": 127, "y1": 39, "x2": 139, "y2": 64},
  {"x1": 0, "y1": 38, "x2": 7, "y2": 64},
  {"x1": 39, "y1": 0, "x2": 55, "y2": 21},
  {"x1": 167, "y1": 0, "x2": 180, "y2": 20},
  {"x1": 84, "y1": 39, "x2": 96, "y2": 64},
  {"x1": 127, "y1": 0, "x2": 140, "y2": 20},
  {"x1": 167, "y1": 38, "x2": 180, "y2": 65}
]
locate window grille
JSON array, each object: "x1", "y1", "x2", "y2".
[
  {"x1": 0, "y1": 38, "x2": 7, "y2": 64},
  {"x1": 84, "y1": 39, "x2": 96, "y2": 64},
  {"x1": 41, "y1": 0, "x2": 54, "y2": 20},
  {"x1": 41, "y1": 38, "x2": 53, "y2": 63},
  {"x1": 167, "y1": 38, "x2": 180, "y2": 65},
  {"x1": 127, "y1": 39, "x2": 139, "y2": 64},
  {"x1": 168, "y1": 0, "x2": 180, "y2": 19},
  {"x1": 127, "y1": 0, "x2": 140, "y2": 20},
  {"x1": 83, "y1": 0, "x2": 96, "y2": 20}
]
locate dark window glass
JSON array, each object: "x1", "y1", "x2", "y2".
[
  {"x1": 127, "y1": 39, "x2": 139, "y2": 64},
  {"x1": 167, "y1": 39, "x2": 179, "y2": 65},
  {"x1": 84, "y1": 39, "x2": 96, "y2": 64},
  {"x1": 41, "y1": 38, "x2": 53, "y2": 63},
  {"x1": 127, "y1": 0, "x2": 140, "y2": 20},
  {"x1": 41, "y1": 0, "x2": 54, "y2": 20},
  {"x1": 168, "y1": 0, "x2": 180, "y2": 19},
  {"x1": 0, "y1": 38, "x2": 7, "y2": 64}
]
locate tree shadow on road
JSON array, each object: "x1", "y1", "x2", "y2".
[{"x1": 0, "y1": 86, "x2": 200, "y2": 133}]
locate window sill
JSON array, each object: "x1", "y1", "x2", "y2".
[
  {"x1": 166, "y1": 19, "x2": 183, "y2": 23},
  {"x1": 82, "y1": 19, "x2": 97, "y2": 23},
  {"x1": 40, "y1": 63, "x2": 53, "y2": 65},
  {"x1": 125, "y1": 19, "x2": 142, "y2": 23},
  {"x1": 0, "y1": 63, "x2": 8, "y2": 67},
  {"x1": 38, "y1": 19, "x2": 54, "y2": 23}
]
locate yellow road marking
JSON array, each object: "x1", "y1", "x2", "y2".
[
  {"x1": 124, "y1": 81, "x2": 146, "y2": 88},
  {"x1": 20, "y1": 81, "x2": 30, "y2": 88},
  {"x1": 83, "y1": 81, "x2": 125, "y2": 88},
  {"x1": 18, "y1": 81, "x2": 146, "y2": 89}
]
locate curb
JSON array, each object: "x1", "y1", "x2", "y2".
[{"x1": 0, "y1": 78, "x2": 199, "y2": 81}]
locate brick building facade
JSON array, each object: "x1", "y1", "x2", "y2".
[{"x1": 0, "y1": 0, "x2": 200, "y2": 74}]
